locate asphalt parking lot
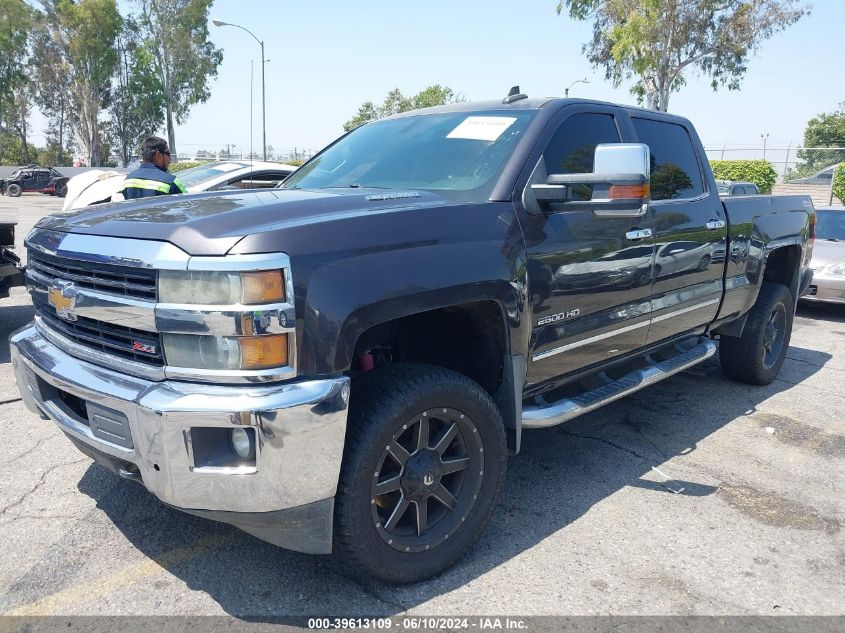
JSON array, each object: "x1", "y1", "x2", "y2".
[{"x1": 0, "y1": 194, "x2": 843, "y2": 618}]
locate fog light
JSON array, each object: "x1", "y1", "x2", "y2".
[{"x1": 231, "y1": 428, "x2": 253, "y2": 459}]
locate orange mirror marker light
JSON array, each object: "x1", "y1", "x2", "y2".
[{"x1": 608, "y1": 183, "x2": 650, "y2": 199}]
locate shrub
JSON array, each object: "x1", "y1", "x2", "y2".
[
  {"x1": 170, "y1": 161, "x2": 201, "y2": 173},
  {"x1": 709, "y1": 160, "x2": 777, "y2": 194},
  {"x1": 833, "y1": 163, "x2": 845, "y2": 205}
]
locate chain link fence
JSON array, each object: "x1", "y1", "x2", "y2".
[
  {"x1": 704, "y1": 145, "x2": 845, "y2": 183},
  {"x1": 170, "y1": 144, "x2": 316, "y2": 164},
  {"x1": 704, "y1": 145, "x2": 844, "y2": 206}
]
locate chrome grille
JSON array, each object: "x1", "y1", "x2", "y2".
[
  {"x1": 28, "y1": 250, "x2": 157, "y2": 300},
  {"x1": 34, "y1": 297, "x2": 164, "y2": 366}
]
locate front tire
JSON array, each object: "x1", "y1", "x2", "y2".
[
  {"x1": 720, "y1": 282, "x2": 793, "y2": 385},
  {"x1": 334, "y1": 364, "x2": 507, "y2": 583},
  {"x1": 6, "y1": 183, "x2": 22, "y2": 197}
]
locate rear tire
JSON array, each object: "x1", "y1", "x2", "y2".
[
  {"x1": 720, "y1": 282, "x2": 793, "y2": 385},
  {"x1": 334, "y1": 363, "x2": 507, "y2": 583},
  {"x1": 6, "y1": 183, "x2": 22, "y2": 197}
]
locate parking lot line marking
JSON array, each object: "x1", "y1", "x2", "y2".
[{"x1": 2, "y1": 533, "x2": 233, "y2": 616}]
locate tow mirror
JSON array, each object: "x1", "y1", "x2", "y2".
[{"x1": 530, "y1": 143, "x2": 651, "y2": 217}]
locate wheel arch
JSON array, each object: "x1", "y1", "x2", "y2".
[{"x1": 346, "y1": 298, "x2": 525, "y2": 453}]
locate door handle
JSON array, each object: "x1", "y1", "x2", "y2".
[
  {"x1": 705, "y1": 219, "x2": 726, "y2": 230},
  {"x1": 625, "y1": 228, "x2": 653, "y2": 241}
]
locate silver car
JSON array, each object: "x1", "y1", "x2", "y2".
[{"x1": 804, "y1": 207, "x2": 845, "y2": 304}]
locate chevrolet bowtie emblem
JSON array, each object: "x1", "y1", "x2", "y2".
[{"x1": 47, "y1": 283, "x2": 78, "y2": 321}]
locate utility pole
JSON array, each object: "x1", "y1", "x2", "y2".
[
  {"x1": 213, "y1": 19, "x2": 267, "y2": 161},
  {"x1": 761, "y1": 133, "x2": 770, "y2": 161}
]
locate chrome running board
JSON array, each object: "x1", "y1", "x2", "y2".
[{"x1": 522, "y1": 336, "x2": 716, "y2": 429}]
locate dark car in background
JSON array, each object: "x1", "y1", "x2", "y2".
[
  {"x1": 715, "y1": 180, "x2": 759, "y2": 196},
  {"x1": 0, "y1": 166, "x2": 69, "y2": 197},
  {"x1": 804, "y1": 207, "x2": 845, "y2": 304}
]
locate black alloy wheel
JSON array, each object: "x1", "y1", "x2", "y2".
[
  {"x1": 761, "y1": 302, "x2": 787, "y2": 370},
  {"x1": 334, "y1": 363, "x2": 507, "y2": 583},
  {"x1": 720, "y1": 282, "x2": 793, "y2": 385},
  {"x1": 370, "y1": 407, "x2": 483, "y2": 553}
]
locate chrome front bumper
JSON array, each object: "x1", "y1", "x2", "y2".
[{"x1": 10, "y1": 324, "x2": 350, "y2": 554}]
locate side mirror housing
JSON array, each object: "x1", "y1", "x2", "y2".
[{"x1": 529, "y1": 143, "x2": 651, "y2": 216}]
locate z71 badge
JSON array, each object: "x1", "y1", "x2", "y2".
[
  {"x1": 132, "y1": 341, "x2": 158, "y2": 354},
  {"x1": 537, "y1": 309, "x2": 580, "y2": 326}
]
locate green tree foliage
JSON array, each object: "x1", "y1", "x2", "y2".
[
  {"x1": 109, "y1": 19, "x2": 165, "y2": 166},
  {"x1": 136, "y1": 0, "x2": 223, "y2": 158},
  {"x1": 833, "y1": 164, "x2": 845, "y2": 205},
  {"x1": 5, "y1": 83, "x2": 35, "y2": 164},
  {"x1": 0, "y1": 0, "x2": 35, "y2": 163},
  {"x1": 556, "y1": 0, "x2": 809, "y2": 111},
  {"x1": 794, "y1": 103, "x2": 845, "y2": 178},
  {"x1": 343, "y1": 85, "x2": 464, "y2": 132},
  {"x1": 0, "y1": 0, "x2": 32, "y2": 117},
  {"x1": 32, "y1": 10, "x2": 75, "y2": 165},
  {"x1": 0, "y1": 134, "x2": 37, "y2": 165},
  {"x1": 709, "y1": 159, "x2": 777, "y2": 193},
  {"x1": 40, "y1": 0, "x2": 122, "y2": 167}
]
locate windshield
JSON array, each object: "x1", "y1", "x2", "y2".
[
  {"x1": 174, "y1": 161, "x2": 250, "y2": 187},
  {"x1": 716, "y1": 185, "x2": 730, "y2": 194},
  {"x1": 815, "y1": 210, "x2": 845, "y2": 241},
  {"x1": 281, "y1": 110, "x2": 536, "y2": 202}
]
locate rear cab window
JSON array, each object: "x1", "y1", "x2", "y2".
[{"x1": 631, "y1": 117, "x2": 706, "y2": 201}]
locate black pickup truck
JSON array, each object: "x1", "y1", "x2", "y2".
[{"x1": 10, "y1": 93, "x2": 814, "y2": 583}]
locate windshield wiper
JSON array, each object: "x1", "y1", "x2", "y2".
[{"x1": 822, "y1": 238, "x2": 840, "y2": 242}]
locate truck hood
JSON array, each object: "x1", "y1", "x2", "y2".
[{"x1": 35, "y1": 188, "x2": 446, "y2": 256}]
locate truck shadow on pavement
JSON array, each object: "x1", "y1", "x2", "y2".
[
  {"x1": 64, "y1": 340, "x2": 833, "y2": 618},
  {"x1": 0, "y1": 300, "x2": 34, "y2": 364}
]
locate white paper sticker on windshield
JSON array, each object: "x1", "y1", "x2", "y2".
[
  {"x1": 447, "y1": 116, "x2": 517, "y2": 142},
  {"x1": 214, "y1": 162, "x2": 245, "y2": 172}
]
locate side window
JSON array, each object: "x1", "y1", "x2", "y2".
[
  {"x1": 226, "y1": 171, "x2": 290, "y2": 190},
  {"x1": 540, "y1": 112, "x2": 621, "y2": 201},
  {"x1": 632, "y1": 118, "x2": 705, "y2": 201}
]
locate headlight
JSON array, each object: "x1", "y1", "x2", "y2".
[
  {"x1": 823, "y1": 263, "x2": 845, "y2": 276},
  {"x1": 159, "y1": 270, "x2": 285, "y2": 305},
  {"x1": 163, "y1": 333, "x2": 288, "y2": 370}
]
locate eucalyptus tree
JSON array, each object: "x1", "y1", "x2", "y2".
[{"x1": 557, "y1": 0, "x2": 809, "y2": 112}]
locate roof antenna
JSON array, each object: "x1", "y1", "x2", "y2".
[{"x1": 503, "y1": 85, "x2": 527, "y2": 104}]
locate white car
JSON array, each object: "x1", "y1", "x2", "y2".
[{"x1": 62, "y1": 160, "x2": 298, "y2": 211}]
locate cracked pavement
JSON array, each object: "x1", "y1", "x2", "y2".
[{"x1": 0, "y1": 195, "x2": 843, "y2": 616}]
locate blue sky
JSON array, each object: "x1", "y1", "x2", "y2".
[{"x1": 31, "y1": 0, "x2": 845, "y2": 169}]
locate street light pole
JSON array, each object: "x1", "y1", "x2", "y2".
[
  {"x1": 565, "y1": 78, "x2": 590, "y2": 98},
  {"x1": 761, "y1": 132, "x2": 770, "y2": 161},
  {"x1": 213, "y1": 18, "x2": 267, "y2": 161}
]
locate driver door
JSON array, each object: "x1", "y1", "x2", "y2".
[{"x1": 519, "y1": 108, "x2": 655, "y2": 388}]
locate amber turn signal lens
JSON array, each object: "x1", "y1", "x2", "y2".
[
  {"x1": 241, "y1": 271, "x2": 285, "y2": 304},
  {"x1": 240, "y1": 335, "x2": 288, "y2": 369},
  {"x1": 608, "y1": 183, "x2": 650, "y2": 199}
]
